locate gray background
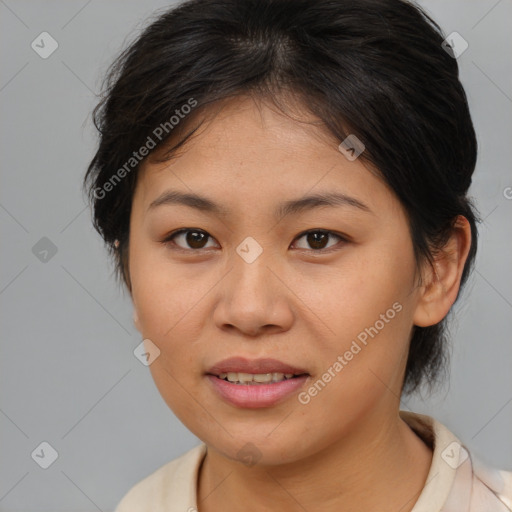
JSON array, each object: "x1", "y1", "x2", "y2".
[{"x1": 1, "y1": 0, "x2": 511, "y2": 510}]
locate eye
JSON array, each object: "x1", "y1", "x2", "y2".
[
  {"x1": 162, "y1": 228, "x2": 218, "y2": 251},
  {"x1": 292, "y1": 229, "x2": 347, "y2": 252},
  {"x1": 161, "y1": 228, "x2": 348, "y2": 253}
]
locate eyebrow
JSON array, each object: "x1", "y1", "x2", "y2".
[{"x1": 148, "y1": 190, "x2": 372, "y2": 218}]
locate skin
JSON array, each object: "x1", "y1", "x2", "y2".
[{"x1": 128, "y1": 94, "x2": 472, "y2": 512}]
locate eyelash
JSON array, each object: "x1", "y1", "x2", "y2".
[{"x1": 160, "y1": 228, "x2": 349, "y2": 254}]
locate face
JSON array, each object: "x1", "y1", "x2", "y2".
[{"x1": 128, "y1": 95, "x2": 425, "y2": 466}]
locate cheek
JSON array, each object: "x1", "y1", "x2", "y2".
[
  {"x1": 317, "y1": 245, "x2": 415, "y2": 340},
  {"x1": 146, "y1": 358, "x2": 215, "y2": 444},
  {"x1": 129, "y1": 250, "x2": 210, "y2": 409},
  {"x1": 310, "y1": 238, "x2": 417, "y2": 391},
  {"x1": 130, "y1": 239, "x2": 206, "y2": 339}
]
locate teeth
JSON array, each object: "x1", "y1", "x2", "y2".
[
  {"x1": 218, "y1": 372, "x2": 297, "y2": 384},
  {"x1": 238, "y1": 372, "x2": 254, "y2": 383},
  {"x1": 253, "y1": 373, "x2": 273, "y2": 383}
]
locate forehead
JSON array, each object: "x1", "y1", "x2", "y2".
[
  {"x1": 148, "y1": 94, "x2": 339, "y2": 164},
  {"x1": 132, "y1": 95, "x2": 396, "y2": 217}
]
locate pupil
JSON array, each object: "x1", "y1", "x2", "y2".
[
  {"x1": 308, "y1": 232, "x2": 327, "y2": 249},
  {"x1": 187, "y1": 231, "x2": 207, "y2": 249}
]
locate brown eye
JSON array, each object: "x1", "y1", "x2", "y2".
[
  {"x1": 162, "y1": 228, "x2": 346, "y2": 253},
  {"x1": 163, "y1": 229, "x2": 217, "y2": 250},
  {"x1": 293, "y1": 230, "x2": 346, "y2": 251}
]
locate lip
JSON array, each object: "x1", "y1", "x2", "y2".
[
  {"x1": 206, "y1": 357, "x2": 309, "y2": 408},
  {"x1": 206, "y1": 374, "x2": 309, "y2": 408},
  {"x1": 207, "y1": 357, "x2": 308, "y2": 376}
]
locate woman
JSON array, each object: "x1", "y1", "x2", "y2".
[{"x1": 84, "y1": 0, "x2": 512, "y2": 510}]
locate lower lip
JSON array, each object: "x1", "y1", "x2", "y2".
[{"x1": 206, "y1": 374, "x2": 309, "y2": 408}]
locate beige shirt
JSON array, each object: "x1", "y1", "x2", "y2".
[{"x1": 114, "y1": 411, "x2": 512, "y2": 511}]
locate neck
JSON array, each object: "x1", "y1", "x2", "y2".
[{"x1": 197, "y1": 408, "x2": 433, "y2": 512}]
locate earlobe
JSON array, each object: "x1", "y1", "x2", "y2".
[
  {"x1": 133, "y1": 308, "x2": 141, "y2": 332},
  {"x1": 413, "y1": 216, "x2": 472, "y2": 328}
]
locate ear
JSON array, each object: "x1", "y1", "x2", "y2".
[
  {"x1": 133, "y1": 307, "x2": 142, "y2": 332},
  {"x1": 413, "y1": 215, "x2": 472, "y2": 327}
]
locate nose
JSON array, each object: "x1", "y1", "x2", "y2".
[{"x1": 212, "y1": 243, "x2": 294, "y2": 337}]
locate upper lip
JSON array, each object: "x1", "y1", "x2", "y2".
[{"x1": 207, "y1": 357, "x2": 308, "y2": 376}]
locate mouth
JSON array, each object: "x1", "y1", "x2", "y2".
[
  {"x1": 211, "y1": 371, "x2": 308, "y2": 385},
  {"x1": 206, "y1": 356, "x2": 309, "y2": 382},
  {"x1": 205, "y1": 357, "x2": 310, "y2": 408}
]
